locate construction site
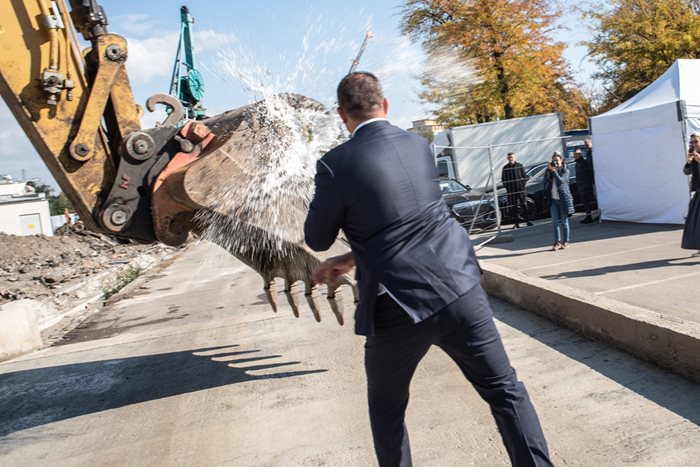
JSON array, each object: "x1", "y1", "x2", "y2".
[{"x1": 1, "y1": 0, "x2": 700, "y2": 466}]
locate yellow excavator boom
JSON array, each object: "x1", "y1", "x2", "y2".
[{"x1": 0, "y1": 0, "x2": 355, "y2": 322}]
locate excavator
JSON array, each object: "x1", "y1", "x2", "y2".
[{"x1": 0, "y1": 0, "x2": 356, "y2": 323}]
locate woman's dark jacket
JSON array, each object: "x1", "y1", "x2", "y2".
[
  {"x1": 544, "y1": 165, "x2": 574, "y2": 216},
  {"x1": 684, "y1": 159, "x2": 700, "y2": 192}
]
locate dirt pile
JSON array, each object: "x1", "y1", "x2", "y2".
[{"x1": 0, "y1": 229, "x2": 174, "y2": 306}]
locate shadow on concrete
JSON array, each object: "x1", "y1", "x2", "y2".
[
  {"x1": 477, "y1": 249, "x2": 550, "y2": 260},
  {"x1": 477, "y1": 220, "x2": 684, "y2": 257},
  {"x1": 56, "y1": 315, "x2": 193, "y2": 344},
  {"x1": 0, "y1": 345, "x2": 326, "y2": 437},
  {"x1": 541, "y1": 256, "x2": 700, "y2": 279},
  {"x1": 492, "y1": 305, "x2": 700, "y2": 425}
]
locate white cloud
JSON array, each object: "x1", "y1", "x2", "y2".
[
  {"x1": 194, "y1": 29, "x2": 238, "y2": 51},
  {"x1": 124, "y1": 32, "x2": 180, "y2": 85},
  {"x1": 111, "y1": 14, "x2": 160, "y2": 37},
  {"x1": 124, "y1": 29, "x2": 237, "y2": 86},
  {"x1": 0, "y1": 102, "x2": 59, "y2": 187}
]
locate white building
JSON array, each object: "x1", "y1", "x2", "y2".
[{"x1": 0, "y1": 177, "x2": 53, "y2": 236}]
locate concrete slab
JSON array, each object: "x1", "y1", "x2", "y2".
[
  {"x1": 1, "y1": 241, "x2": 699, "y2": 466},
  {"x1": 476, "y1": 218, "x2": 700, "y2": 324},
  {"x1": 475, "y1": 215, "x2": 700, "y2": 382},
  {"x1": 0, "y1": 299, "x2": 43, "y2": 360}
]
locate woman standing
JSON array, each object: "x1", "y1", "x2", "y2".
[
  {"x1": 681, "y1": 132, "x2": 700, "y2": 253},
  {"x1": 544, "y1": 152, "x2": 574, "y2": 251}
]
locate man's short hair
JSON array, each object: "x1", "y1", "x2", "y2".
[
  {"x1": 507, "y1": 152, "x2": 515, "y2": 157},
  {"x1": 337, "y1": 72, "x2": 384, "y2": 120}
]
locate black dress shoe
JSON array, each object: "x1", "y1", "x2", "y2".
[
  {"x1": 526, "y1": 222, "x2": 533, "y2": 227},
  {"x1": 580, "y1": 216, "x2": 593, "y2": 224},
  {"x1": 513, "y1": 224, "x2": 520, "y2": 229}
]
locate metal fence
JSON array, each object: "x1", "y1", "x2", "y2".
[{"x1": 432, "y1": 135, "x2": 575, "y2": 249}]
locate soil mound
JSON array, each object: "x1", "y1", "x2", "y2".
[{"x1": 0, "y1": 229, "x2": 170, "y2": 305}]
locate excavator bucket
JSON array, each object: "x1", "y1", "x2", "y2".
[{"x1": 152, "y1": 93, "x2": 357, "y2": 324}]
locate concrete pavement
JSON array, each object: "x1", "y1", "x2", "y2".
[
  {"x1": 1, "y1": 241, "x2": 699, "y2": 466},
  {"x1": 475, "y1": 215, "x2": 700, "y2": 383}
]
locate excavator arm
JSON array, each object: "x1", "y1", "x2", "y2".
[{"x1": 0, "y1": 0, "x2": 356, "y2": 323}]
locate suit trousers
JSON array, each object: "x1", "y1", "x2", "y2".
[
  {"x1": 365, "y1": 284, "x2": 552, "y2": 467},
  {"x1": 506, "y1": 190, "x2": 529, "y2": 224}
]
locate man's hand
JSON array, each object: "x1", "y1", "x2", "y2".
[{"x1": 313, "y1": 253, "x2": 355, "y2": 287}]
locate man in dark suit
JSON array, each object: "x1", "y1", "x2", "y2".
[
  {"x1": 304, "y1": 72, "x2": 552, "y2": 467},
  {"x1": 501, "y1": 152, "x2": 532, "y2": 228}
]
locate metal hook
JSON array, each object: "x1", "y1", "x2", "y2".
[{"x1": 145, "y1": 93, "x2": 185, "y2": 128}]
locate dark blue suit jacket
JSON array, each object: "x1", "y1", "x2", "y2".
[{"x1": 304, "y1": 120, "x2": 482, "y2": 336}]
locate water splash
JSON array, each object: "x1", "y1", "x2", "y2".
[
  {"x1": 190, "y1": 16, "x2": 478, "y2": 265},
  {"x1": 193, "y1": 94, "x2": 341, "y2": 260}
]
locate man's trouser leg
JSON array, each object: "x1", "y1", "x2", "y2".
[
  {"x1": 507, "y1": 192, "x2": 519, "y2": 223},
  {"x1": 365, "y1": 294, "x2": 432, "y2": 467},
  {"x1": 517, "y1": 193, "x2": 530, "y2": 223},
  {"x1": 436, "y1": 285, "x2": 553, "y2": 467}
]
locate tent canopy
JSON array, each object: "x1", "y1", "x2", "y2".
[{"x1": 590, "y1": 59, "x2": 700, "y2": 224}]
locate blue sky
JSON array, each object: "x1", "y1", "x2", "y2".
[{"x1": 0, "y1": 0, "x2": 596, "y2": 189}]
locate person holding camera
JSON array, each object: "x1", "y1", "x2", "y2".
[
  {"x1": 544, "y1": 151, "x2": 574, "y2": 250},
  {"x1": 681, "y1": 132, "x2": 700, "y2": 252}
]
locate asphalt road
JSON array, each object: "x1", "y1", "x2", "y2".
[{"x1": 1, "y1": 242, "x2": 699, "y2": 466}]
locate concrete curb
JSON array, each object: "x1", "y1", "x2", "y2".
[
  {"x1": 0, "y1": 300, "x2": 43, "y2": 360},
  {"x1": 481, "y1": 262, "x2": 700, "y2": 384}
]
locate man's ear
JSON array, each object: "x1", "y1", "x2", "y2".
[
  {"x1": 337, "y1": 107, "x2": 348, "y2": 124},
  {"x1": 382, "y1": 98, "x2": 389, "y2": 115}
]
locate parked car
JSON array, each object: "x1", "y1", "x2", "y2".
[{"x1": 439, "y1": 178, "x2": 497, "y2": 230}]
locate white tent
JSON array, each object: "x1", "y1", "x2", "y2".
[{"x1": 590, "y1": 59, "x2": 700, "y2": 224}]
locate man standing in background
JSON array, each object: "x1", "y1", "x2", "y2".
[
  {"x1": 501, "y1": 152, "x2": 532, "y2": 228},
  {"x1": 574, "y1": 147, "x2": 597, "y2": 224}
]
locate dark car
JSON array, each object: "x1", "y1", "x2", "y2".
[{"x1": 439, "y1": 178, "x2": 497, "y2": 230}]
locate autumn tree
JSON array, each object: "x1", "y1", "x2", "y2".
[
  {"x1": 401, "y1": 0, "x2": 589, "y2": 128},
  {"x1": 48, "y1": 192, "x2": 74, "y2": 216},
  {"x1": 584, "y1": 0, "x2": 700, "y2": 107},
  {"x1": 26, "y1": 180, "x2": 74, "y2": 215}
]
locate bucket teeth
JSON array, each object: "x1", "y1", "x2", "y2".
[
  {"x1": 284, "y1": 280, "x2": 301, "y2": 318},
  {"x1": 264, "y1": 278, "x2": 278, "y2": 313},
  {"x1": 326, "y1": 285, "x2": 344, "y2": 326},
  {"x1": 305, "y1": 282, "x2": 322, "y2": 322},
  {"x1": 261, "y1": 274, "x2": 355, "y2": 325}
]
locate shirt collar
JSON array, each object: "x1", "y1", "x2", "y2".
[{"x1": 351, "y1": 117, "x2": 388, "y2": 138}]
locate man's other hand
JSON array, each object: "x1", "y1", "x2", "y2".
[{"x1": 313, "y1": 253, "x2": 355, "y2": 286}]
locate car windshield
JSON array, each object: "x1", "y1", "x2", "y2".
[{"x1": 439, "y1": 179, "x2": 468, "y2": 194}]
